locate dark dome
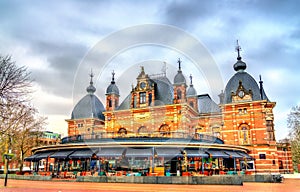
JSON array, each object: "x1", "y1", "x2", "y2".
[
  {"x1": 71, "y1": 94, "x2": 105, "y2": 120},
  {"x1": 224, "y1": 71, "x2": 269, "y2": 103},
  {"x1": 187, "y1": 85, "x2": 197, "y2": 97},
  {"x1": 233, "y1": 60, "x2": 247, "y2": 71},
  {"x1": 174, "y1": 70, "x2": 186, "y2": 85},
  {"x1": 106, "y1": 83, "x2": 119, "y2": 95},
  {"x1": 72, "y1": 72, "x2": 105, "y2": 120}
]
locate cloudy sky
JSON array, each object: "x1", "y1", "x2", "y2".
[{"x1": 0, "y1": 0, "x2": 299, "y2": 139}]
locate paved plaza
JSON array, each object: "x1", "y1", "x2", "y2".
[{"x1": 0, "y1": 178, "x2": 299, "y2": 192}]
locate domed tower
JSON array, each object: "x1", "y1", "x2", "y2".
[
  {"x1": 173, "y1": 58, "x2": 187, "y2": 104},
  {"x1": 186, "y1": 74, "x2": 198, "y2": 111},
  {"x1": 106, "y1": 71, "x2": 120, "y2": 111},
  {"x1": 221, "y1": 41, "x2": 277, "y2": 173},
  {"x1": 67, "y1": 71, "x2": 105, "y2": 136}
]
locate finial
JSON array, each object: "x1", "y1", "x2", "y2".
[
  {"x1": 141, "y1": 66, "x2": 144, "y2": 72},
  {"x1": 87, "y1": 69, "x2": 96, "y2": 94},
  {"x1": 235, "y1": 40, "x2": 242, "y2": 61},
  {"x1": 111, "y1": 70, "x2": 115, "y2": 83},
  {"x1": 259, "y1": 75, "x2": 262, "y2": 82},
  {"x1": 177, "y1": 58, "x2": 182, "y2": 70},
  {"x1": 89, "y1": 69, "x2": 94, "y2": 84},
  {"x1": 259, "y1": 75, "x2": 264, "y2": 100},
  {"x1": 189, "y1": 74, "x2": 193, "y2": 85}
]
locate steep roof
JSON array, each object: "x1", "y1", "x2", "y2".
[{"x1": 197, "y1": 94, "x2": 220, "y2": 113}]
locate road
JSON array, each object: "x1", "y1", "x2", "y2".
[{"x1": 0, "y1": 178, "x2": 299, "y2": 192}]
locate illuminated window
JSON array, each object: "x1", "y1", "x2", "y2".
[{"x1": 239, "y1": 124, "x2": 250, "y2": 144}]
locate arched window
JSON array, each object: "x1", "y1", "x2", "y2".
[
  {"x1": 108, "y1": 99, "x2": 112, "y2": 107},
  {"x1": 138, "y1": 126, "x2": 148, "y2": 134},
  {"x1": 118, "y1": 128, "x2": 127, "y2": 137},
  {"x1": 177, "y1": 89, "x2": 182, "y2": 99},
  {"x1": 159, "y1": 124, "x2": 170, "y2": 137},
  {"x1": 189, "y1": 101, "x2": 194, "y2": 108},
  {"x1": 239, "y1": 124, "x2": 250, "y2": 144},
  {"x1": 115, "y1": 99, "x2": 118, "y2": 107}
]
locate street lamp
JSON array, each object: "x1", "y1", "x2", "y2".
[{"x1": 3, "y1": 153, "x2": 13, "y2": 187}]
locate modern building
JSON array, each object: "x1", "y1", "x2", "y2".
[{"x1": 26, "y1": 47, "x2": 293, "y2": 175}]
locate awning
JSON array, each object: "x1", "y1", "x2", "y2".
[
  {"x1": 155, "y1": 148, "x2": 181, "y2": 157},
  {"x1": 237, "y1": 152, "x2": 253, "y2": 160},
  {"x1": 69, "y1": 149, "x2": 98, "y2": 159},
  {"x1": 224, "y1": 151, "x2": 244, "y2": 158},
  {"x1": 96, "y1": 148, "x2": 125, "y2": 157},
  {"x1": 24, "y1": 154, "x2": 40, "y2": 161},
  {"x1": 50, "y1": 150, "x2": 74, "y2": 159},
  {"x1": 36, "y1": 151, "x2": 55, "y2": 160},
  {"x1": 25, "y1": 151, "x2": 54, "y2": 161},
  {"x1": 125, "y1": 148, "x2": 153, "y2": 157},
  {"x1": 207, "y1": 150, "x2": 229, "y2": 158},
  {"x1": 185, "y1": 149, "x2": 208, "y2": 157}
]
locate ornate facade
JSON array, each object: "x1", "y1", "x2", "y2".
[{"x1": 64, "y1": 47, "x2": 293, "y2": 174}]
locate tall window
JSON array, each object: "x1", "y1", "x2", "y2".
[
  {"x1": 115, "y1": 99, "x2": 118, "y2": 107},
  {"x1": 108, "y1": 99, "x2": 112, "y2": 107},
  {"x1": 140, "y1": 92, "x2": 146, "y2": 104},
  {"x1": 240, "y1": 124, "x2": 250, "y2": 144},
  {"x1": 133, "y1": 95, "x2": 137, "y2": 108},
  {"x1": 189, "y1": 101, "x2": 194, "y2": 108},
  {"x1": 177, "y1": 89, "x2": 182, "y2": 99},
  {"x1": 148, "y1": 93, "x2": 152, "y2": 105}
]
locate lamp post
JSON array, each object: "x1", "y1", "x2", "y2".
[{"x1": 3, "y1": 153, "x2": 12, "y2": 187}]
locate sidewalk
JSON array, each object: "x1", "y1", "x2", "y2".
[{"x1": 281, "y1": 173, "x2": 300, "y2": 179}]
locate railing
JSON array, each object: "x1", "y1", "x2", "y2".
[{"x1": 61, "y1": 133, "x2": 224, "y2": 144}]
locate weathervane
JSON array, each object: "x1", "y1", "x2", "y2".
[
  {"x1": 112, "y1": 70, "x2": 115, "y2": 82},
  {"x1": 189, "y1": 74, "x2": 193, "y2": 85},
  {"x1": 177, "y1": 58, "x2": 182, "y2": 70},
  {"x1": 235, "y1": 40, "x2": 242, "y2": 60},
  {"x1": 89, "y1": 69, "x2": 94, "y2": 84}
]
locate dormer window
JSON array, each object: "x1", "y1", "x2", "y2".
[{"x1": 140, "y1": 92, "x2": 146, "y2": 104}]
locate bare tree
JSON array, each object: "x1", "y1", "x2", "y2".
[
  {"x1": 287, "y1": 105, "x2": 300, "y2": 170},
  {"x1": 13, "y1": 112, "x2": 47, "y2": 172},
  {"x1": 0, "y1": 55, "x2": 32, "y2": 116},
  {"x1": 0, "y1": 55, "x2": 47, "y2": 173}
]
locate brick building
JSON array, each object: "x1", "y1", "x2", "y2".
[{"x1": 64, "y1": 47, "x2": 293, "y2": 174}]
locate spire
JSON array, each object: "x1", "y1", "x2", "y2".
[
  {"x1": 186, "y1": 74, "x2": 196, "y2": 96},
  {"x1": 233, "y1": 40, "x2": 247, "y2": 72},
  {"x1": 89, "y1": 69, "x2": 94, "y2": 84},
  {"x1": 259, "y1": 75, "x2": 264, "y2": 100},
  {"x1": 189, "y1": 74, "x2": 193, "y2": 85},
  {"x1": 236, "y1": 40, "x2": 242, "y2": 61},
  {"x1": 86, "y1": 69, "x2": 96, "y2": 94},
  {"x1": 177, "y1": 58, "x2": 182, "y2": 71}
]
